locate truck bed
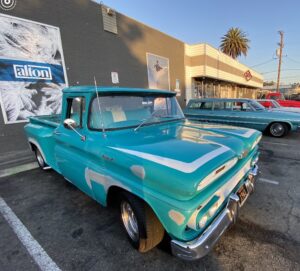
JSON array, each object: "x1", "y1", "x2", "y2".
[{"x1": 29, "y1": 115, "x2": 61, "y2": 128}]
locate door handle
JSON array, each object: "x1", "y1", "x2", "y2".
[{"x1": 54, "y1": 131, "x2": 62, "y2": 136}]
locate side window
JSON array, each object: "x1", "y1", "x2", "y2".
[
  {"x1": 241, "y1": 102, "x2": 252, "y2": 111},
  {"x1": 232, "y1": 102, "x2": 242, "y2": 111},
  {"x1": 200, "y1": 102, "x2": 213, "y2": 110},
  {"x1": 232, "y1": 102, "x2": 251, "y2": 111},
  {"x1": 189, "y1": 102, "x2": 202, "y2": 109},
  {"x1": 66, "y1": 97, "x2": 85, "y2": 127},
  {"x1": 224, "y1": 102, "x2": 232, "y2": 110},
  {"x1": 213, "y1": 102, "x2": 225, "y2": 110}
]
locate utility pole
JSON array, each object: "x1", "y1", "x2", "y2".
[{"x1": 276, "y1": 31, "x2": 284, "y2": 93}]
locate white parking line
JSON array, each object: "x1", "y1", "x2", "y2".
[
  {"x1": 0, "y1": 197, "x2": 61, "y2": 271},
  {"x1": 259, "y1": 178, "x2": 279, "y2": 185},
  {"x1": 261, "y1": 141, "x2": 289, "y2": 146}
]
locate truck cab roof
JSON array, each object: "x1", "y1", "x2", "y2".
[{"x1": 63, "y1": 86, "x2": 176, "y2": 96}]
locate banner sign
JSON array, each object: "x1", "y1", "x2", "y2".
[
  {"x1": 0, "y1": 59, "x2": 65, "y2": 83},
  {"x1": 0, "y1": 14, "x2": 68, "y2": 124}
]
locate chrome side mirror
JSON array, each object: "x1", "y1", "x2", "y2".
[
  {"x1": 63, "y1": 118, "x2": 86, "y2": 141},
  {"x1": 63, "y1": 118, "x2": 78, "y2": 129}
]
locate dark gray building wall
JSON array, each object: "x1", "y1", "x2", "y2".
[{"x1": 0, "y1": 0, "x2": 186, "y2": 156}]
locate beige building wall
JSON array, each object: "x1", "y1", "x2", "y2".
[{"x1": 184, "y1": 43, "x2": 264, "y2": 102}]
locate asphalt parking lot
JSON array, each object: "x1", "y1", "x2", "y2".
[{"x1": 0, "y1": 133, "x2": 300, "y2": 271}]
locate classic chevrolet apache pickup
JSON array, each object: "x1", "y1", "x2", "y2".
[{"x1": 24, "y1": 86, "x2": 261, "y2": 260}]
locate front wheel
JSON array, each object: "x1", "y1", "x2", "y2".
[
  {"x1": 120, "y1": 192, "x2": 164, "y2": 253},
  {"x1": 269, "y1": 122, "x2": 289, "y2": 137},
  {"x1": 35, "y1": 148, "x2": 49, "y2": 170}
]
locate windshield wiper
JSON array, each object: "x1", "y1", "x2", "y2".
[
  {"x1": 159, "y1": 115, "x2": 183, "y2": 119},
  {"x1": 134, "y1": 109, "x2": 168, "y2": 132}
]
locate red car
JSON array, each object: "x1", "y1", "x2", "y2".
[{"x1": 265, "y1": 92, "x2": 300, "y2": 108}]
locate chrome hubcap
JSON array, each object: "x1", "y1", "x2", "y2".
[
  {"x1": 270, "y1": 123, "x2": 284, "y2": 136},
  {"x1": 36, "y1": 151, "x2": 44, "y2": 166},
  {"x1": 121, "y1": 201, "x2": 139, "y2": 241}
]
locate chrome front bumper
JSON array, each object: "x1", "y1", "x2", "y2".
[{"x1": 171, "y1": 164, "x2": 259, "y2": 261}]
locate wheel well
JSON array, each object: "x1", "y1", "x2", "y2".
[
  {"x1": 267, "y1": 121, "x2": 291, "y2": 131},
  {"x1": 106, "y1": 186, "x2": 167, "y2": 238},
  {"x1": 29, "y1": 142, "x2": 37, "y2": 152},
  {"x1": 106, "y1": 186, "x2": 153, "y2": 211},
  {"x1": 106, "y1": 186, "x2": 128, "y2": 207}
]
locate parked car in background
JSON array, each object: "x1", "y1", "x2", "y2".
[
  {"x1": 258, "y1": 99, "x2": 300, "y2": 114},
  {"x1": 24, "y1": 86, "x2": 261, "y2": 260},
  {"x1": 290, "y1": 93, "x2": 300, "y2": 101},
  {"x1": 184, "y1": 98, "x2": 300, "y2": 137},
  {"x1": 265, "y1": 92, "x2": 300, "y2": 108}
]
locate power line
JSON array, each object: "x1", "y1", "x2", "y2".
[
  {"x1": 286, "y1": 56, "x2": 300, "y2": 65},
  {"x1": 261, "y1": 68, "x2": 300, "y2": 74},
  {"x1": 250, "y1": 58, "x2": 277, "y2": 68},
  {"x1": 264, "y1": 75, "x2": 300, "y2": 80}
]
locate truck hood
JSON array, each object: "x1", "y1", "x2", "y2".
[{"x1": 104, "y1": 120, "x2": 261, "y2": 199}]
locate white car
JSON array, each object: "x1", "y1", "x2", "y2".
[{"x1": 257, "y1": 99, "x2": 300, "y2": 114}]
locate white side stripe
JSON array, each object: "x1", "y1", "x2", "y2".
[
  {"x1": 219, "y1": 129, "x2": 257, "y2": 138},
  {"x1": 0, "y1": 197, "x2": 61, "y2": 271},
  {"x1": 110, "y1": 146, "x2": 230, "y2": 173}
]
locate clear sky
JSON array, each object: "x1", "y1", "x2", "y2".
[{"x1": 98, "y1": 0, "x2": 300, "y2": 84}]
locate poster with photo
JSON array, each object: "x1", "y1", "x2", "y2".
[
  {"x1": 146, "y1": 53, "x2": 170, "y2": 90},
  {"x1": 0, "y1": 14, "x2": 68, "y2": 124}
]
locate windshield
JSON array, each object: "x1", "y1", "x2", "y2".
[
  {"x1": 89, "y1": 94, "x2": 184, "y2": 130},
  {"x1": 249, "y1": 100, "x2": 265, "y2": 111}
]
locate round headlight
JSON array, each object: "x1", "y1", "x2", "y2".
[{"x1": 198, "y1": 215, "x2": 208, "y2": 228}]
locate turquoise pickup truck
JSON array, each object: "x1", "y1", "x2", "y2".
[{"x1": 25, "y1": 86, "x2": 261, "y2": 260}]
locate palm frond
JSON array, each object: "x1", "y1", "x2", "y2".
[{"x1": 220, "y1": 27, "x2": 250, "y2": 59}]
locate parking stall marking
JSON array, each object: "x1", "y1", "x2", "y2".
[
  {"x1": 259, "y1": 178, "x2": 279, "y2": 185},
  {"x1": 261, "y1": 141, "x2": 289, "y2": 146},
  {"x1": 0, "y1": 197, "x2": 61, "y2": 271}
]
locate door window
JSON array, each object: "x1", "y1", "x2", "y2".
[
  {"x1": 213, "y1": 102, "x2": 225, "y2": 110},
  {"x1": 200, "y1": 102, "x2": 213, "y2": 110},
  {"x1": 66, "y1": 97, "x2": 85, "y2": 127},
  {"x1": 232, "y1": 101, "x2": 252, "y2": 111},
  {"x1": 224, "y1": 102, "x2": 232, "y2": 110},
  {"x1": 189, "y1": 101, "x2": 202, "y2": 109}
]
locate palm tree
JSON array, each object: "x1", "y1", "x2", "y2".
[{"x1": 220, "y1": 28, "x2": 250, "y2": 59}]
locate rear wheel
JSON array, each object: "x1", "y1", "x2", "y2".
[
  {"x1": 269, "y1": 122, "x2": 289, "y2": 137},
  {"x1": 35, "y1": 148, "x2": 48, "y2": 169},
  {"x1": 120, "y1": 192, "x2": 164, "y2": 253}
]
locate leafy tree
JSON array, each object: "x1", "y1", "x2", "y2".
[{"x1": 220, "y1": 27, "x2": 250, "y2": 59}]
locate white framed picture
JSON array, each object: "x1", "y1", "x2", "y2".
[{"x1": 146, "y1": 53, "x2": 170, "y2": 90}]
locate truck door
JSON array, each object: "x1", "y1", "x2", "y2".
[{"x1": 54, "y1": 96, "x2": 92, "y2": 196}]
